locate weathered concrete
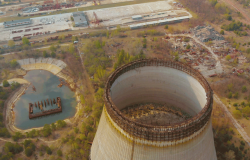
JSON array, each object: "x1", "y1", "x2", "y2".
[
  {"x1": 91, "y1": 60, "x2": 217, "y2": 160},
  {"x1": 91, "y1": 110, "x2": 217, "y2": 160}
]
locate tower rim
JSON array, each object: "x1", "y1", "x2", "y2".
[{"x1": 104, "y1": 58, "x2": 213, "y2": 141}]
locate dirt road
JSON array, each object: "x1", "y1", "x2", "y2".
[
  {"x1": 221, "y1": 0, "x2": 250, "y2": 24},
  {"x1": 214, "y1": 94, "x2": 250, "y2": 146}
]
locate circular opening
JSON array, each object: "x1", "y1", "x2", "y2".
[{"x1": 110, "y1": 65, "x2": 207, "y2": 125}]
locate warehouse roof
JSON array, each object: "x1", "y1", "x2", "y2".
[
  {"x1": 72, "y1": 12, "x2": 87, "y2": 24},
  {"x1": 4, "y1": 18, "x2": 31, "y2": 25}
]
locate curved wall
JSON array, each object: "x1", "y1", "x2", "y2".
[
  {"x1": 110, "y1": 66, "x2": 206, "y2": 116},
  {"x1": 91, "y1": 110, "x2": 217, "y2": 160}
]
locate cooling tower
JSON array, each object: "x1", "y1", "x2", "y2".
[{"x1": 91, "y1": 59, "x2": 217, "y2": 160}]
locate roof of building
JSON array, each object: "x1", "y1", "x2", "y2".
[
  {"x1": 72, "y1": 12, "x2": 87, "y2": 24},
  {"x1": 4, "y1": 18, "x2": 31, "y2": 25},
  {"x1": 132, "y1": 15, "x2": 142, "y2": 19}
]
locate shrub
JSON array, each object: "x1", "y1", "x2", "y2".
[
  {"x1": 228, "y1": 92, "x2": 233, "y2": 99},
  {"x1": 233, "y1": 110, "x2": 242, "y2": 119},
  {"x1": 3, "y1": 80, "x2": 9, "y2": 87},
  {"x1": 242, "y1": 86, "x2": 247, "y2": 93}
]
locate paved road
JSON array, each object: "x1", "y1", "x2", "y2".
[{"x1": 214, "y1": 94, "x2": 250, "y2": 146}]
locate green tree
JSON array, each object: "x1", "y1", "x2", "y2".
[
  {"x1": 242, "y1": 86, "x2": 247, "y2": 93},
  {"x1": 69, "y1": 44, "x2": 75, "y2": 54},
  {"x1": 10, "y1": 59, "x2": 18, "y2": 68},
  {"x1": 228, "y1": 92, "x2": 233, "y2": 99},
  {"x1": 43, "y1": 51, "x2": 48, "y2": 58},
  {"x1": 220, "y1": 30, "x2": 225, "y2": 35},
  {"x1": 25, "y1": 147, "x2": 33, "y2": 157},
  {"x1": 12, "y1": 132, "x2": 23, "y2": 141},
  {"x1": 186, "y1": 44, "x2": 191, "y2": 49},
  {"x1": 57, "y1": 149, "x2": 62, "y2": 157},
  {"x1": 225, "y1": 55, "x2": 231, "y2": 61},
  {"x1": 3, "y1": 80, "x2": 9, "y2": 87},
  {"x1": 106, "y1": 31, "x2": 109, "y2": 38},
  {"x1": 46, "y1": 147, "x2": 52, "y2": 155},
  {"x1": 49, "y1": 45, "x2": 56, "y2": 52},
  {"x1": 51, "y1": 123, "x2": 56, "y2": 131},
  {"x1": 43, "y1": 124, "x2": 51, "y2": 137},
  {"x1": 233, "y1": 92, "x2": 239, "y2": 99},
  {"x1": 51, "y1": 52, "x2": 56, "y2": 58},
  {"x1": 233, "y1": 110, "x2": 242, "y2": 119},
  {"x1": 246, "y1": 48, "x2": 250, "y2": 54},
  {"x1": 164, "y1": 25, "x2": 168, "y2": 29},
  {"x1": 242, "y1": 106, "x2": 250, "y2": 116},
  {"x1": 8, "y1": 40, "x2": 15, "y2": 48},
  {"x1": 22, "y1": 37, "x2": 30, "y2": 45},
  {"x1": 56, "y1": 120, "x2": 66, "y2": 129}
]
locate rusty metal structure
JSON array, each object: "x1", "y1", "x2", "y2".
[
  {"x1": 91, "y1": 59, "x2": 217, "y2": 160},
  {"x1": 29, "y1": 97, "x2": 62, "y2": 119}
]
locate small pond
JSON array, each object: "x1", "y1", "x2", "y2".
[{"x1": 14, "y1": 70, "x2": 77, "y2": 130}]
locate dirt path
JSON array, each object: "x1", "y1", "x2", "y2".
[
  {"x1": 214, "y1": 94, "x2": 250, "y2": 146},
  {"x1": 221, "y1": 0, "x2": 250, "y2": 24}
]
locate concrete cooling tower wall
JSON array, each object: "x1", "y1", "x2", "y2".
[{"x1": 91, "y1": 59, "x2": 217, "y2": 160}]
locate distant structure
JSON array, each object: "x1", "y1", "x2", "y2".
[
  {"x1": 132, "y1": 15, "x2": 143, "y2": 20},
  {"x1": 91, "y1": 59, "x2": 217, "y2": 160},
  {"x1": 29, "y1": 97, "x2": 62, "y2": 119},
  {"x1": 72, "y1": 12, "x2": 88, "y2": 27},
  {"x1": 129, "y1": 16, "x2": 190, "y2": 30},
  {"x1": 191, "y1": 25, "x2": 224, "y2": 42},
  {"x1": 3, "y1": 18, "x2": 32, "y2": 28}
]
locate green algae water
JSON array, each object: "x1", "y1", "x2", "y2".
[{"x1": 13, "y1": 70, "x2": 77, "y2": 130}]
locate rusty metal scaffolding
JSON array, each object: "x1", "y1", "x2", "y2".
[{"x1": 104, "y1": 58, "x2": 213, "y2": 142}]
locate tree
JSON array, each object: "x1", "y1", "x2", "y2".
[
  {"x1": 225, "y1": 150, "x2": 235, "y2": 160},
  {"x1": 69, "y1": 45, "x2": 75, "y2": 54},
  {"x1": 46, "y1": 147, "x2": 52, "y2": 155},
  {"x1": 186, "y1": 44, "x2": 191, "y2": 49},
  {"x1": 25, "y1": 147, "x2": 33, "y2": 157},
  {"x1": 225, "y1": 55, "x2": 231, "y2": 61},
  {"x1": 22, "y1": 37, "x2": 30, "y2": 45},
  {"x1": 51, "y1": 52, "x2": 56, "y2": 58},
  {"x1": 246, "y1": 48, "x2": 250, "y2": 54},
  {"x1": 242, "y1": 106, "x2": 250, "y2": 116},
  {"x1": 164, "y1": 25, "x2": 168, "y2": 29},
  {"x1": 233, "y1": 110, "x2": 242, "y2": 119},
  {"x1": 43, "y1": 51, "x2": 48, "y2": 58},
  {"x1": 220, "y1": 30, "x2": 225, "y2": 35},
  {"x1": 51, "y1": 123, "x2": 56, "y2": 131},
  {"x1": 43, "y1": 124, "x2": 51, "y2": 137},
  {"x1": 242, "y1": 86, "x2": 247, "y2": 93},
  {"x1": 56, "y1": 120, "x2": 66, "y2": 129},
  {"x1": 233, "y1": 92, "x2": 239, "y2": 99},
  {"x1": 3, "y1": 80, "x2": 9, "y2": 87},
  {"x1": 228, "y1": 92, "x2": 233, "y2": 99},
  {"x1": 59, "y1": 34, "x2": 65, "y2": 40},
  {"x1": 57, "y1": 149, "x2": 62, "y2": 157},
  {"x1": 49, "y1": 45, "x2": 56, "y2": 52},
  {"x1": 8, "y1": 40, "x2": 15, "y2": 48},
  {"x1": 12, "y1": 132, "x2": 23, "y2": 141},
  {"x1": 10, "y1": 59, "x2": 18, "y2": 68}
]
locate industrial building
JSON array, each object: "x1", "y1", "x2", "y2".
[
  {"x1": 72, "y1": 12, "x2": 88, "y2": 27},
  {"x1": 3, "y1": 18, "x2": 32, "y2": 28},
  {"x1": 129, "y1": 16, "x2": 190, "y2": 29},
  {"x1": 91, "y1": 59, "x2": 217, "y2": 160}
]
